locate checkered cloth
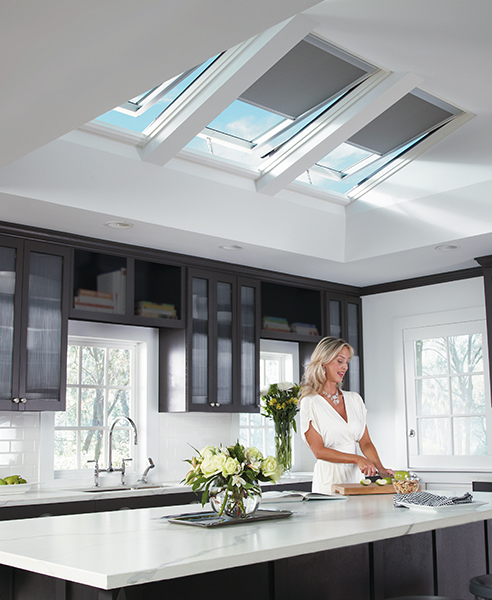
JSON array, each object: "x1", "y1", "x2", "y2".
[{"x1": 394, "y1": 491, "x2": 474, "y2": 507}]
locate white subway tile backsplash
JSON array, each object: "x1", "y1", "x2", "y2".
[{"x1": 0, "y1": 412, "x2": 40, "y2": 480}]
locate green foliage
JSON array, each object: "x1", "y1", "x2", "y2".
[{"x1": 261, "y1": 382, "x2": 300, "y2": 427}]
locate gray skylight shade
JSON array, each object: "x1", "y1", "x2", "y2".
[
  {"x1": 348, "y1": 92, "x2": 455, "y2": 155},
  {"x1": 239, "y1": 38, "x2": 368, "y2": 120}
]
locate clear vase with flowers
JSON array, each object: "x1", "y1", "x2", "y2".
[
  {"x1": 261, "y1": 382, "x2": 301, "y2": 474},
  {"x1": 183, "y1": 442, "x2": 283, "y2": 518}
]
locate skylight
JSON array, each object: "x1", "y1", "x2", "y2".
[
  {"x1": 84, "y1": 27, "x2": 468, "y2": 203},
  {"x1": 94, "y1": 56, "x2": 220, "y2": 135},
  {"x1": 293, "y1": 89, "x2": 462, "y2": 197}
]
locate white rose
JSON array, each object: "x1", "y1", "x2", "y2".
[
  {"x1": 200, "y1": 456, "x2": 219, "y2": 477},
  {"x1": 245, "y1": 446, "x2": 263, "y2": 462},
  {"x1": 278, "y1": 382, "x2": 293, "y2": 391},
  {"x1": 200, "y1": 445, "x2": 215, "y2": 459},
  {"x1": 212, "y1": 453, "x2": 227, "y2": 473},
  {"x1": 261, "y1": 456, "x2": 282, "y2": 481},
  {"x1": 222, "y1": 456, "x2": 241, "y2": 477}
]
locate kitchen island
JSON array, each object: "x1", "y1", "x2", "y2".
[{"x1": 0, "y1": 491, "x2": 491, "y2": 600}]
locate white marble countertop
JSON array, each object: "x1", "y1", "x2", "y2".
[
  {"x1": 0, "y1": 490, "x2": 491, "y2": 591},
  {"x1": 0, "y1": 473, "x2": 313, "y2": 508}
]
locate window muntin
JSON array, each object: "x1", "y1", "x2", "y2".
[
  {"x1": 55, "y1": 339, "x2": 136, "y2": 471},
  {"x1": 403, "y1": 321, "x2": 491, "y2": 470},
  {"x1": 239, "y1": 347, "x2": 295, "y2": 457}
]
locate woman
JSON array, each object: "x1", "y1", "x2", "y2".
[{"x1": 300, "y1": 337, "x2": 393, "y2": 494}]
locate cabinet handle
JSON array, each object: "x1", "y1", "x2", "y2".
[{"x1": 12, "y1": 398, "x2": 20, "y2": 404}]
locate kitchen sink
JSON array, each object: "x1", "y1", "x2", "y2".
[{"x1": 81, "y1": 484, "x2": 173, "y2": 493}]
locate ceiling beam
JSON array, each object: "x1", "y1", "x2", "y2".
[
  {"x1": 140, "y1": 15, "x2": 314, "y2": 166},
  {"x1": 255, "y1": 70, "x2": 424, "y2": 196}
]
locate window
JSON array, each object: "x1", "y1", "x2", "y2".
[
  {"x1": 54, "y1": 337, "x2": 137, "y2": 472},
  {"x1": 239, "y1": 341, "x2": 298, "y2": 457},
  {"x1": 403, "y1": 319, "x2": 492, "y2": 470}
]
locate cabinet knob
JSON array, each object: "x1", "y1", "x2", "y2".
[
  {"x1": 408, "y1": 429, "x2": 416, "y2": 438},
  {"x1": 20, "y1": 398, "x2": 27, "y2": 404},
  {"x1": 12, "y1": 398, "x2": 20, "y2": 403}
]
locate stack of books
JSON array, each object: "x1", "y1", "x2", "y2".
[
  {"x1": 73, "y1": 289, "x2": 115, "y2": 313},
  {"x1": 290, "y1": 322, "x2": 319, "y2": 336},
  {"x1": 97, "y1": 268, "x2": 127, "y2": 314},
  {"x1": 262, "y1": 316, "x2": 290, "y2": 332},
  {"x1": 135, "y1": 301, "x2": 177, "y2": 319}
]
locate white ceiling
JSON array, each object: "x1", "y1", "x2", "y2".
[{"x1": 1, "y1": 0, "x2": 492, "y2": 287}]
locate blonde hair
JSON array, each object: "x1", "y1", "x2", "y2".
[{"x1": 300, "y1": 337, "x2": 354, "y2": 400}]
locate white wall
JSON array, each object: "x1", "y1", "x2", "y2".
[{"x1": 362, "y1": 276, "x2": 487, "y2": 490}]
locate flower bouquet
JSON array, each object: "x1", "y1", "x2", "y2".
[
  {"x1": 183, "y1": 442, "x2": 283, "y2": 518},
  {"x1": 261, "y1": 382, "x2": 301, "y2": 473}
]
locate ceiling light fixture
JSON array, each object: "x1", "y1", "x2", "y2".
[
  {"x1": 219, "y1": 244, "x2": 244, "y2": 251},
  {"x1": 435, "y1": 244, "x2": 459, "y2": 252},
  {"x1": 104, "y1": 221, "x2": 134, "y2": 229}
]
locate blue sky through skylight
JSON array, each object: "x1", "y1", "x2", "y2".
[
  {"x1": 94, "y1": 57, "x2": 218, "y2": 135},
  {"x1": 207, "y1": 100, "x2": 285, "y2": 142}
]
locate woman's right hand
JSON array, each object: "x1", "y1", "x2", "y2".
[{"x1": 355, "y1": 456, "x2": 377, "y2": 477}]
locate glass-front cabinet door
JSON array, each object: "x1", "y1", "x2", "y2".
[
  {"x1": 238, "y1": 278, "x2": 260, "y2": 410},
  {"x1": 0, "y1": 236, "x2": 69, "y2": 411},
  {"x1": 188, "y1": 269, "x2": 259, "y2": 412},
  {"x1": 325, "y1": 293, "x2": 363, "y2": 395},
  {"x1": 0, "y1": 238, "x2": 23, "y2": 410}
]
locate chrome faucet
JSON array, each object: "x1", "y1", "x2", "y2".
[
  {"x1": 108, "y1": 416, "x2": 138, "y2": 473},
  {"x1": 87, "y1": 416, "x2": 138, "y2": 487}
]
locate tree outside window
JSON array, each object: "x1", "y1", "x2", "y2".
[{"x1": 55, "y1": 339, "x2": 136, "y2": 471}]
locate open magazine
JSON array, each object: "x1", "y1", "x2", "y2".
[{"x1": 261, "y1": 490, "x2": 348, "y2": 503}]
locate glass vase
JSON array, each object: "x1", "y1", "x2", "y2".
[
  {"x1": 275, "y1": 419, "x2": 292, "y2": 474},
  {"x1": 209, "y1": 485, "x2": 261, "y2": 518}
]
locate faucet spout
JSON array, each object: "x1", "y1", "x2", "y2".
[{"x1": 108, "y1": 416, "x2": 138, "y2": 471}]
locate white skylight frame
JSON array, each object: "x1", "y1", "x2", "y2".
[
  {"x1": 79, "y1": 24, "x2": 473, "y2": 205},
  {"x1": 114, "y1": 69, "x2": 197, "y2": 117}
]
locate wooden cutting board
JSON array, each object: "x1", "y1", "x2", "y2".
[
  {"x1": 331, "y1": 482, "x2": 422, "y2": 495},
  {"x1": 332, "y1": 482, "x2": 396, "y2": 495}
]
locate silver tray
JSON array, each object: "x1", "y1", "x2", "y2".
[{"x1": 166, "y1": 508, "x2": 293, "y2": 527}]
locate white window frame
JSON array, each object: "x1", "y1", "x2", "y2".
[
  {"x1": 40, "y1": 321, "x2": 159, "y2": 488},
  {"x1": 403, "y1": 317, "x2": 492, "y2": 471},
  {"x1": 238, "y1": 340, "x2": 299, "y2": 461},
  {"x1": 55, "y1": 336, "x2": 138, "y2": 473}
]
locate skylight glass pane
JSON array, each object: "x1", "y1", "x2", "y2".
[
  {"x1": 348, "y1": 92, "x2": 454, "y2": 155},
  {"x1": 239, "y1": 36, "x2": 368, "y2": 119},
  {"x1": 94, "y1": 56, "x2": 218, "y2": 135},
  {"x1": 296, "y1": 135, "x2": 426, "y2": 197},
  {"x1": 317, "y1": 144, "x2": 372, "y2": 172},
  {"x1": 207, "y1": 99, "x2": 285, "y2": 143}
]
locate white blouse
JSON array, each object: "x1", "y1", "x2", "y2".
[{"x1": 300, "y1": 391, "x2": 367, "y2": 494}]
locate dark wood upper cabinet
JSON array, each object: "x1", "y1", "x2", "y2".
[
  {"x1": 71, "y1": 249, "x2": 184, "y2": 328},
  {"x1": 325, "y1": 293, "x2": 363, "y2": 395},
  {"x1": 260, "y1": 281, "x2": 323, "y2": 342},
  {"x1": 0, "y1": 235, "x2": 70, "y2": 411},
  {"x1": 159, "y1": 269, "x2": 260, "y2": 412}
]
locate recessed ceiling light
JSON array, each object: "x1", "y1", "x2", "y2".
[
  {"x1": 219, "y1": 244, "x2": 244, "y2": 251},
  {"x1": 104, "y1": 221, "x2": 134, "y2": 229},
  {"x1": 435, "y1": 244, "x2": 459, "y2": 252}
]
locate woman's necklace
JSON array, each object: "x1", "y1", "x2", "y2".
[{"x1": 321, "y1": 389, "x2": 340, "y2": 405}]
